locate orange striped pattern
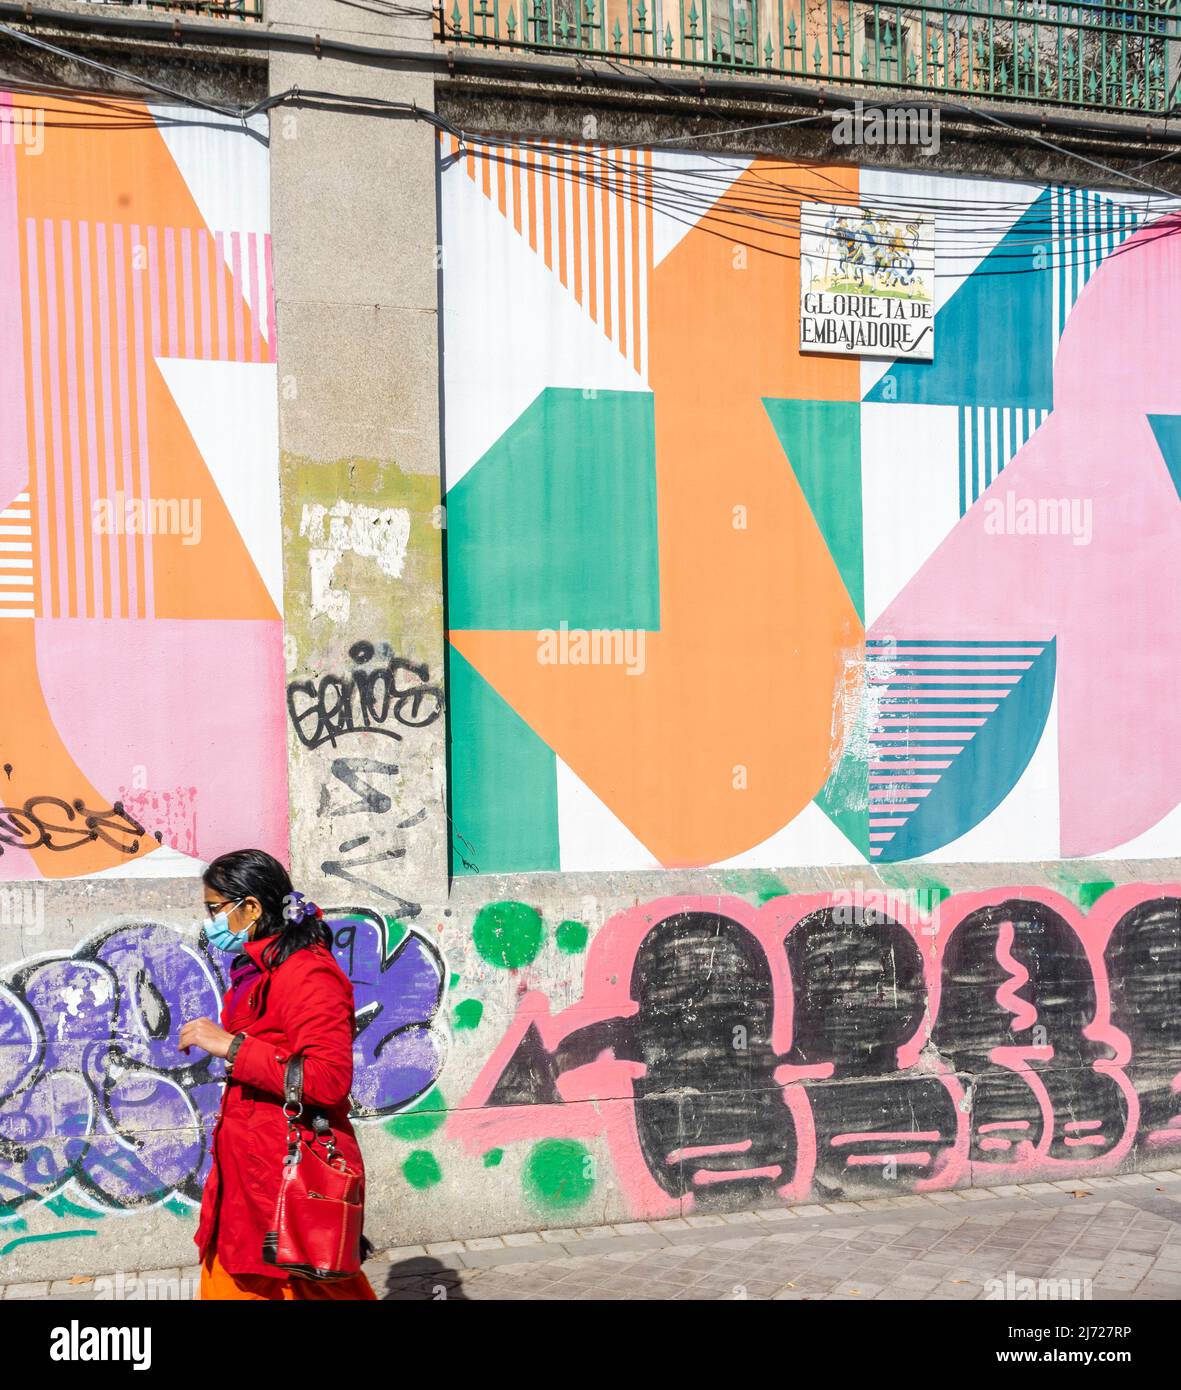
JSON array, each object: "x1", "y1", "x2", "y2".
[
  {"x1": 19, "y1": 217, "x2": 273, "y2": 620},
  {"x1": 445, "y1": 135, "x2": 653, "y2": 378}
]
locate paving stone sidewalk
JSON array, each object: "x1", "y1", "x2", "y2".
[{"x1": 8, "y1": 1172, "x2": 1181, "y2": 1301}]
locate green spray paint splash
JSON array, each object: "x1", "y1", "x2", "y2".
[
  {"x1": 453, "y1": 999, "x2": 484, "y2": 1030},
  {"x1": 483, "y1": 1149, "x2": 504, "y2": 1168},
  {"x1": 472, "y1": 901, "x2": 545, "y2": 969},
  {"x1": 1078, "y1": 880, "x2": 1115, "y2": 910},
  {"x1": 43, "y1": 1196, "x2": 107, "y2": 1221},
  {"x1": 402, "y1": 1151, "x2": 442, "y2": 1189},
  {"x1": 555, "y1": 920, "x2": 589, "y2": 954},
  {"x1": 718, "y1": 870, "x2": 793, "y2": 904},
  {"x1": 385, "y1": 1088, "x2": 447, "y2": 1141},
  {"x1": 522, "y1": 1139, "x2": 595, "y2": 1211}
]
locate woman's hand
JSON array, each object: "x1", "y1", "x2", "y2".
[{"x1": 179, "y1": 1017, "x2": 235, "y2": 1059}]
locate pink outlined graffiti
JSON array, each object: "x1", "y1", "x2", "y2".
[
  {"x1": 449, "y1": 887, "x2": 1176, "y2": 1218},
  {"x1": 927, "y1": 889, "x2": 1138, "y2": 1182}
]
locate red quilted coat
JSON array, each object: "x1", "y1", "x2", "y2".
[{"x1": 194, "y1": 936, "x2": 365, "y2": 1277}]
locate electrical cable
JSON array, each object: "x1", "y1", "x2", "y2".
[
  {"x1": 0, "y1": 22, "x2": 248, "y2": 119},
  {"x1": 450, "y1": 132, "x2": 1180, "y2": 271},
  {"x1": 0, "y1": 10, "x2": 1177, "y2": 276}
]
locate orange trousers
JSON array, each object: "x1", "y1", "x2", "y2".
[{"x1": 200, "y1": 1250, "x2": 377, "y2": 1301}]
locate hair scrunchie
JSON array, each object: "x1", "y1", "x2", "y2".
[{"x1": 282, "y1": 890, "x2": 324, "y2": 924}]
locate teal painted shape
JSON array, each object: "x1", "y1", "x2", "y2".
[
  {"x1": 864, "y1": 189, "x2": 1055, "y2": 410},
  {"x1": 763, "y1": 397, "x2": 864, "y2": 620},
  {"x1": 447, "y1": 648, "x2": 559, "y2": 874},
  {"x1": 814, "y1": 739, "x2": 871, "y2": 860},
  {"x1": 448, "y1": 388, "x2": 659, "y2": 631},
  {"x1": 877, "y1": 641, "x2": 1057, "y2": 862},
  {"x1": 1148, "y1": 415, "x2": 1181, "y2": 503}
]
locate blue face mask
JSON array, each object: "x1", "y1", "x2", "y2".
[{"x1": 203, "y1": 900, "x2": 249, "y2": 955}]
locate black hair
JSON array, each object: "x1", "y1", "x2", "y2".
[{"x1": 202, "y1": 848, "x2": 332, "y2": 969}]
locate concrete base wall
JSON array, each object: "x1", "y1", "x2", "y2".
[{"x1": 6, "y1": 863, "x2": 1181, "y2": 1282}]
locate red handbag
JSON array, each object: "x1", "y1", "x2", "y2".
[{"x1": 262, "y1": 1056, "x2": 366, "y2": 1280}]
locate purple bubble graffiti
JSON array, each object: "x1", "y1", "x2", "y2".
[
  {"x1": 327, "y1": 910, "x2": 448, "y2": 1118},
  {"x1": 0, "y1": 923, "x2": 225, "y2": 1213}
]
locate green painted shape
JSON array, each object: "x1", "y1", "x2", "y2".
[
  {"x1": 448, "y1": 649, "x2": 559, "y2": 875},
  {"x1": 1, "y1": 1231, "x2": 97, "y2": 1256},
  {"x1": 383, "y1": 917, "x2": 409, "y2": 953},
  {"x1": 1079, "y1": 880, "x2": 1115, "y2": 910},
  {"x1": 385, "y1": 1088, "x2": 447, "y2": 1141},
  {"x1": 43, "y1": 1195, "x2": 106, "y2": 1221},
  {"x1": 555, "y1": 920, "x2": 589, "y2": 955},
  {"x1": 814, "y1": 739, "x2": 872, "y2": 860},
  {"x1": 763, "y1": 397, "x2": 864, "y2": 620},
  {"x1": 402, "y1": 1151, "x2": 442, "y2": 1189},
  {"x1": 472, "y1": 901, "x2": 545, "y2": 970},
  {"x1": 918, "y1": 883, "x2": 952, "y2": 916},
  {"x1": 483, "y1": 1149, "x2": 504, "y2": 1168},
  {"x1": 872, "y1": 870, "x2": 952, "y2": 920},
  {"x1": 449, "y1": 972, "x2": 461, "y2": 988},
  {"x1": 163, "y1": 1197, "x2": 194, "y2": 1218},
  {"x1": 717, "y1": 871, "x2": 793, "y2": 903},
  {"x1": 522, "y1": 1139, "x2": 595, "y2": 1211},
  {"x1": 448, "y1": 387, "x2": 660, "y2": 631},
  {"x1": 453, "y1": 998, "x2": 484, "y2": 1030}
]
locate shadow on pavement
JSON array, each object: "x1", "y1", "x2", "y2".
[{"x1": 381, "y1": 1256, "x2": 470, "y2": 1301}]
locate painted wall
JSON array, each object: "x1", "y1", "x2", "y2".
[
  {"x1": 5, "y1": 88, "x2": 1181, "y2": 1283},
  {"x1": 441, "y1": 137, "x2": 1181, "y2": 872},
  {"x1": 0, "y1": 92, "x2": 285, "y2": 884}
]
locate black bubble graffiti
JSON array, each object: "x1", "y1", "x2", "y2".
[{"x1": 478, "y1": 897, "x2": 1181, "y2": 1207}]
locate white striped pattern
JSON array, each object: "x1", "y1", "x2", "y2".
[
  {"x1": 0, "y1": 491, "x2": 35, "y2": 618},
  {"x1": 1049, "y1": 187, "x2": 1142, "y2": 351}
]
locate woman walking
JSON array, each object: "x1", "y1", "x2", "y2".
[{"x1": 179, "y1": 848, "x2": 377, "y2": 1300}]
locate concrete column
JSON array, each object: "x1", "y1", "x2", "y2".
[{"x1": 267, "y1": 1, "x2": 448, "y2": 915}]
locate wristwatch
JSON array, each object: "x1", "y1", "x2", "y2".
[{"x1": 225, "y1": 1032, "x2": 246, "y2": 1074}]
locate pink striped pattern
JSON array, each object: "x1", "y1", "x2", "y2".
[{"x1": 866, "y1": 640, "x2": 1051, "y2": 858}]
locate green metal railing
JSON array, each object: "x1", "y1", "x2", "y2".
[{"x1": 440, "y1": 0, "x2": 1181, "y2": 114}]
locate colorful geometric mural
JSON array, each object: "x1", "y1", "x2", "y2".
[
  {"x1": 0, "y1": 94, "x2": 286, "y2": 879},
  {"x1": 441, "y1": 137, "x2": 1181, "y2": 872}
]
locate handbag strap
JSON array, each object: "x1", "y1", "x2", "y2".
[
  {"x1": 284, "y1": 1054, "x2": 304, "y2": 1110},
  {"x1": 282, "y1": 1054, "x2": 339, "y2": 1159}
]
